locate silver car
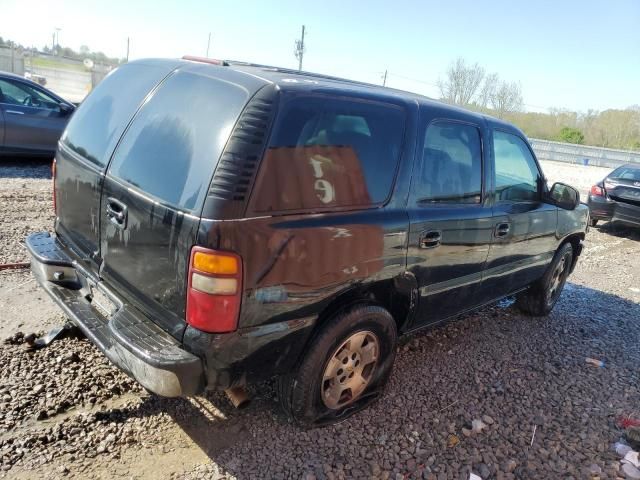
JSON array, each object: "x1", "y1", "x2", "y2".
[{"x1": 0, "y1": 71, "x2": 75, "y2": 158}]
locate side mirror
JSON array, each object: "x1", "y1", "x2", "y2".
[
  {"x1": 59, "y1": 103, "x2": 74, "y2": 115},
  {"x1": 549, "y1": 182, "x2": 580, "y2": 210}
]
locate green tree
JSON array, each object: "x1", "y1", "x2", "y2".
[{"x1": 558, "y1": 126, "x2": 584, "y2": 144}]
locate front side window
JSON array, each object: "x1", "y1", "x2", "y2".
[
  {"x1": 249, "y1": 95, "x2": 405, "y2": 213},
  {"x1": 0, "y1": 79, "x2": 58, "y2": 109},
  {"x1": 493, "y1": 130, "x2": 540, "y2": 202},
  {"x1": 416, "y1": 121, "x2": 483, "y2": 204}
]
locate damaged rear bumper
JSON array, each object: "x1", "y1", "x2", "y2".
[{"x1": 26, "y1": 232, "x2": 203, "y2": 397}]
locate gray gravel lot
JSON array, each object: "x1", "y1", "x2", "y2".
[{"x1": 1, "y1": 159, "x2": 639, "y2": 480}]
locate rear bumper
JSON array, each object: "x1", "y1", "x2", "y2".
[
  {"x1": 587, "y1": 195, "x2": 640, "y2": 226},
  {"x1": 26, "y1": 232, "x2": 204, "y2": 397}
]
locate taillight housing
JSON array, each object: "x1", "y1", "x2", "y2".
[
  {"x1": 590, "y1": 184, "x2": 604, "y2": 197},
  {"x1": 186, "y1": 246, "x2": 242, "y2": 333},
  {"x1": 51, "y1": 158, "x2": 57, "y2": 215}
]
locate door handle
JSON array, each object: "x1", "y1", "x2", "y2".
[
  {"x1": 5, "y1": 110, "x2": 24, "y2": 115},
  {"x1": 495, "y1": 222, "x2": 511, "y2": 238},
  {"x1": 419, "y1": 230, "x2": 442, "y2": 249},
  {"x1": 106, "y1": 197, "x2": 128, "y2": 229}
]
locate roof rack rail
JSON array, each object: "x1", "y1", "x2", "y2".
[
  {"x1": 181, "y1": 55, "x2": 228, "y2": 66},
  {"x1": 222, "y1": 60, "x2": 377, "y2": 88}
]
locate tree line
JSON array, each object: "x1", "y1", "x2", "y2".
[
  {"x1": 0, "y1": 37, "x2": 123, "y2": 67},
  {"x1": 437, "y1": 58, "x2": 640, "y2": 151}
]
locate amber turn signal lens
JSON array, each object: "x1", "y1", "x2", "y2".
[{"x1": 193, "y1": 251, "x2": 238, "y2": 275}]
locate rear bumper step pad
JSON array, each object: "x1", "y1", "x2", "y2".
[{"x1": 26, "y1": 232, "x2": 203, "y2": 397}]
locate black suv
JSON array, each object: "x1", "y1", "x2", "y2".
[{"x1": 27, "y1": 58, "x2": 588, "y2": 426}]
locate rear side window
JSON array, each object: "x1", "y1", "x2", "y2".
[
  {"x1": 108, "y1": 71, "x2": 249, "y2": 212},
  {"x1": 249, "y1": 95, "x2": 405, "y2": 213},
  {"x1": 61, "y1": 63, "x2": 171, "y2": 167},
  {"x1": 417, "y1": 122, "x2": 483, "y2": 204}
]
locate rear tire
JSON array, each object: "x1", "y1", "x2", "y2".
[
  {"x1": 278, "y1": 304, "x2": 397, "y2": 428},
  {"x1": 516, "y1": 243, "x2": 573, "y2": 316},
  {"x1": 590, "y1": 218, "x2": 598, "y2": 227}
]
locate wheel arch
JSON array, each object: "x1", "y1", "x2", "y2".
[
  {"x1": 300, "y1": 272, "x2": 418, "y2": 358},
  {"x1": 559, "y1": 231, "x2": 585, "y2": 273}
]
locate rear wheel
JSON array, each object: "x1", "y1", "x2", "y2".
[
  {"x1": 516, "y1": 243, "x2": 573, "y2": 316},
  {"x1": 278, "y1": 305, "x2": 397, "y2": 427},
  {"x1": 590, "y1": 218, "x2": 598, "y2": 227}
]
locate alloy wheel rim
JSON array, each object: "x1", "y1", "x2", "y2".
[
  {"x1": 321, "y1": 331, "x2": 379, "y2": 410},
  {"x1": 548, "y1": 254, "x2": 569, "y2": 304}
]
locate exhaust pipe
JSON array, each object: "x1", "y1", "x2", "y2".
[{"x1": 225, "y1": 386, "x2": 250, "y2": 409}]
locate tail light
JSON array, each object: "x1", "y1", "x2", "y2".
[
  {"x1": 590, "y1": 185, "x2": 604, "y2": 197},
  {"x1": 52, "y1": 158, "x2": 57, "y2": 214},
  {"x1": 186, "y1": 247, "x2": 242, "y2": 333}
]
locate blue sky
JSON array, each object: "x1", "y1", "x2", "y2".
[{"x1": 1, "y1": 0, "x2": 638, "y2": 112}]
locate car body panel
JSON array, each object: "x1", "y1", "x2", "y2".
[
  {"x1": 0, "y1": 72, "x2": 74, "y2": 156},
  {"x1": 33, "y1": 58, "x2": 588, "y2": 395},
  {"x1": 587, "y1": 166, "x2": 640, "y2": 227}
]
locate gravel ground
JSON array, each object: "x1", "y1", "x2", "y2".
[{"x1": 1, "y1": 159, "x2": 639, "y2": 480}]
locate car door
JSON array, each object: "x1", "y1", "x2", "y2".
[
  {"x1": 407, "y1": 116, "x2": 494, "y2": 327},
  {"x1": 0, "y1": 77, "x2": 70, "y2": 155},
  {"x1": 0, "y1": 107, "x2": 4, "y2": 151},
  {"x1": 481, "y1": 128, "x2": 558, "y2": 299},
  {"x1": 99, "y1": 67, "x2": 253, "y2": 337}
]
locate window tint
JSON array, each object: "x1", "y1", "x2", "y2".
[
  {"x1": 0, "y1": 79, "x2": 58, "y2": 109},
  {"x1": 108, "y1": 71, "x2": 249, "y2": 212},
  {"x1": 250, "y1": 95, "x2": 405, "y2": 213},
  {"x1": 493, "y1": 130, "x2": 540, "y2": 202},
  {"x1": 610, "y1": 166, "x2": 640, "y2": 182},
  {"x1": 417, "y1": 122, "x2": 482, "y2": 204},
  {"x1": 61, "y1": 63, "x2": 170, "y2": 167}
]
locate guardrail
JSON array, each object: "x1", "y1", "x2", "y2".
[{"x1": 530, "y1": 138, "x2": 640, "y2": 169}]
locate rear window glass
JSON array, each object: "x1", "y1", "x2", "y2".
[
  {"x1": 249, "y1": 94, "x2": 405, "y2": 213},
  {"x1": 108, "y1": 71, "x2": 249, "y2": 212},
  {"x1": 61, "y1": 63, "x2": 171, "y2": 167},
  {"x1": 610, "y1": 166, "x2": 640, "y2": 182}
]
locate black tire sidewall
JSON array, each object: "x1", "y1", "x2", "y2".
[
  {"x1": 289, "y1": 305, "x2": 397, "y2": 426},
  {"x1": 543, "y1": 243, "x2": 573, "y2": 309}
]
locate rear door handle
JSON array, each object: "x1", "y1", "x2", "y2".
[
  {"x1": 495, "y1": 222, "x2": 511, "y2": 238},
  {"x1": 106, "y1": 197, "x2": 128, "y2": 229},
  {"x1": 419, "y1": 230, "x2": 442, "y2": 248}
]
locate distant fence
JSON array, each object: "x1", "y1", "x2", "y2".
[
  {"x1": 530, "y1": 138, "x2": 640, "y2": 169},
  {"x1": 0, "y1": 46, "x2": 112, "y2": 103},
  {"x1": 0, "y1": 46, "x2": 25, "y2": 75}
]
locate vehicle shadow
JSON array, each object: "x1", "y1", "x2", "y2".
[
  {"x1": 0, "y1": 157, "x2": 52, "y2": 179},
  {"x1": 594, "y1": 220, "x2": 640, "y2": 241},
  {"x1": 104, "y1": 281, "x2": 640, "y2": 479}
]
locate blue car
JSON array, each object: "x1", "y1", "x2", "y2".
[{"x1": 0, "y1": 71, "x2": 75, "y2": 158}]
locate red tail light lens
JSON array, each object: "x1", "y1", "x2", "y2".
[
  {"x1": 52, "y1": 158, "x2": 57, "y2": 214},
  {"x1": 590, "y1": 185, "x2": 604, "y2": 197},
  {"x1": 186, "y1": 247, "x2": 242, "y2": 333}
]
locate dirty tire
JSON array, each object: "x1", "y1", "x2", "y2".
[
  {"x1": 516, "y1": 242, "x2": 573, "y2": 316},
  {"x1": 278, "y1": 304, "x2": 397, "y2": 428},
  {"x1": 590, "y1": 218, "x2": 598, "y2": 227}
]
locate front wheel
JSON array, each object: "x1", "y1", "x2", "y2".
[
  {"x1": 516, "y1": 243, "x2": 573, "y2": 316},
  {"x1": 278, "y1": 305, "x2": 397, "y2": 428},
  {"x1": 590, "y1": 218, "x2": 599, "y2": 227}
]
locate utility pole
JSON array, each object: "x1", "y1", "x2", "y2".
[
  {"x1": 294, "y1": 25, "x2": 306, "y2": 71},
  {"x1": 382, "y1": 69, "x2": 388, "y2": 87},
  {"x1": 52, "y1": 32, "x2": 55, "y2": 53},
  {"x1": 55, "y1": 27, "x2": 61, "y2": 54},
  {"x1": 126, "y1": 37, "x2": 130, "y2": 62},
  {"x1": 206, "y1": 32, "x2": 211, "y2": 57}
]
